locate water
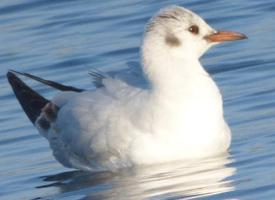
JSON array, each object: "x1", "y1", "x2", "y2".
[{"x1": 1, "y1": 0, "x2": 275, "y2": 199}]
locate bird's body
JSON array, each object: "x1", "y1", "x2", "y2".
[
  {"x1": 47, "y1": 71, "x2": 229, "y2": 170},
  {"x1": 7, "y1": 6, "x2": 246, "y2": 171}
]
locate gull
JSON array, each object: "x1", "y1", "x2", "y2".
[{"x1": 7, "y1": 6, "x2": 247, "y2": 171}]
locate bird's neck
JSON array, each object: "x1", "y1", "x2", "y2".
[
  {"x1": 142, "y1": 51, "x2": 223, "y2": 117},
  {"x1": 141, "y1": 35, "x2": 210, "y2": 96},
  {"x1": 156, "y1": 60, "x2": 206, "y2": 90},
  {"x1": 141, "y1": 54, "x2": 225, "y2": 137},
  {"x1": 141, "y1": 36, "x2": 222, "y2": 113},
  {"x1": 143, "y1": 55, "x2": 215, "y2": 96}
]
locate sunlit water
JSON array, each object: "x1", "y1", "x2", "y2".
[{"x1": 1, "y1": 0, "x2": 275, "y2": 199}]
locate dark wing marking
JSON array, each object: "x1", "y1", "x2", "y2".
[
  {"x1": 10, "y1": 70, "x2": 84, "y2": 92},
  {"x1": 7, "y1": 71, "x2": 49, "y2": 124}
]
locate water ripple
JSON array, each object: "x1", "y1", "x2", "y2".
[{"x1": 1, "y1": 0, "x2": 275, "y2": 199}]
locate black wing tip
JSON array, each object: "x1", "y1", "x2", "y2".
[
  {"x1": 6, "y1": 70, "x2": 24, "y2": 84},
  {"x1": 7, "y1": 70, "x2": 25, "y2": 91},
  {"x1": 8, "y1": 69, "x2": 84, "y2": 92},
  {"x1": 7, "y1": 70, "x2": 16, "y2": 79},
  {"x1": 7, "y1": 70, "x2": 49, "y2": 124},
  {"x1": 7, "y1": 69, "x2": 20, "y2": 76}
]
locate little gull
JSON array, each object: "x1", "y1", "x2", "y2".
[{"x1": 7, "y1": 6, "x2": 247, "y2": 171}]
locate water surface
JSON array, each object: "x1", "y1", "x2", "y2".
[{"x1": 1, "y1": 0, "x2": 275, "y2": 199}]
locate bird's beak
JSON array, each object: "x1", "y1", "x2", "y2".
[{"x1": 204, "y1": 30, "x2": 247, "y2": 43}]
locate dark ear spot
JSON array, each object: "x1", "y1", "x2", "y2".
[{"x1": 165, "y1": 33, "x2": 181, "y2": 47}]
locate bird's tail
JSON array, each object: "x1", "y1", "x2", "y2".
[{"x1": 6, "y1": 71, "x2": 49, "y2": 124}]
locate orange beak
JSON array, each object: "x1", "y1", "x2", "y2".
[{"x1": 205, "y1": 30, "x2": 247, "y2": 43}]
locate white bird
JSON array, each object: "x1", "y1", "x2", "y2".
[{"x1": 7, "y1": 6, "x2": 246, "y2": 171}]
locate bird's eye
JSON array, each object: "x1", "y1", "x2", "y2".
[{"x1": 188, "y1": 25, "x2": 199, "y2": 35}]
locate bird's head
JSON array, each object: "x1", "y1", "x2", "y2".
[{"x1": 142, "y1": 6, "x2": 247, "y2": 61}]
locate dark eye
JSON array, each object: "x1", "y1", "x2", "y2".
[{"x1": 188, "y1": 25, "x2": 199, "y2": 35}]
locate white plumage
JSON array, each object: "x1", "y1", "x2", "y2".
[{"x1": 9, "y1": 6, "x2": 247, "y2": 171}]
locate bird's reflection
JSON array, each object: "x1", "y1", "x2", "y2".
[{"x1": 36, "y1": 154, "x2": 236, "y2": 199}]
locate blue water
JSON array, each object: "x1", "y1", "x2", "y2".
[{"x1": 1, "y1": 0, "x2": 275, "y2": 199}]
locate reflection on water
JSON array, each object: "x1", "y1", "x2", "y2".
[
  {"x1": 37, "y1": 154, "x2": 235, "y2": 199},
  {"x1": 1, "y1": 0, "x2": 275, "y2": 199}
]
